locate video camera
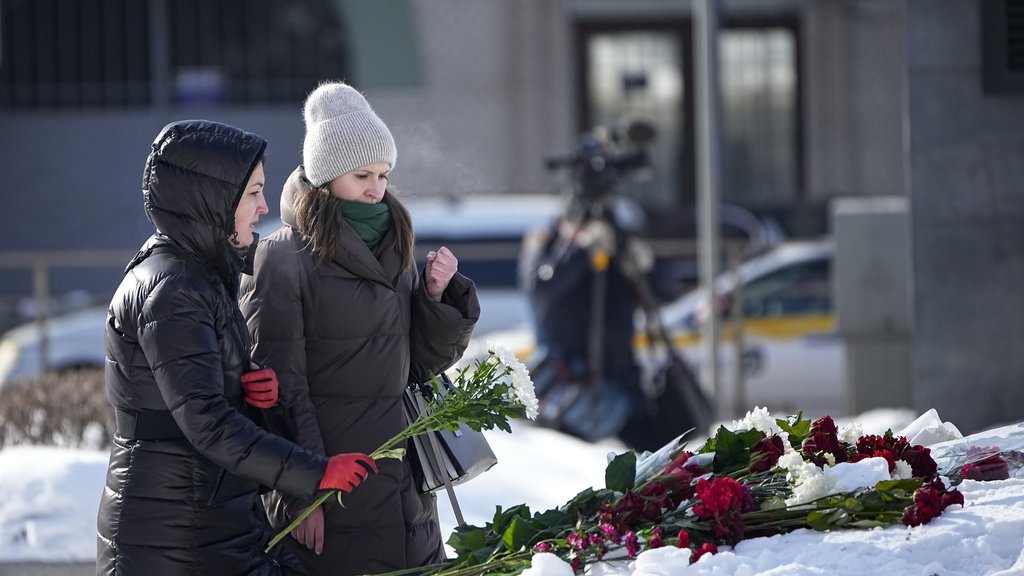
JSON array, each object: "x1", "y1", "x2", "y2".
[{"x1": 544, "y1": 120, "x2": 656, "y2": 208}]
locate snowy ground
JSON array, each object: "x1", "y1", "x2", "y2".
[{"x1": 3, "y1": 408, "x2": 1024, "y2": 575}]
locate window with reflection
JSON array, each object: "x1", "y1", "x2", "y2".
[{"x1": 739, "y1": 258, "x2": 831, "y2": 318}]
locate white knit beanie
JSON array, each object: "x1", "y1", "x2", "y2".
[{"x1": 302, "y1": 82, "x2": 397, "y2": 187}]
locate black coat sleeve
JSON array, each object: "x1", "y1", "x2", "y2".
[
  {"x1": 408, "y1": 270, "x2": 480, "y2": 383},
  {"x1": 138, "y1": 273, "x2": 325, "y2": 501},
  {"x1": 240, "y1": 237, "x2": 326, "y2": 456},
  {"x1": 240, "y1": 236, "x2": 327, "y2": 516}
]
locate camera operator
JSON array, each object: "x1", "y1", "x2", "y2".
[{"x1": 519, "y1": 124, "x2": 655, "y2": 442}]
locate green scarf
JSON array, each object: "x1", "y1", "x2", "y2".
[{"x1": 341, "y1": 200, "x2": 392, "y2": 252}]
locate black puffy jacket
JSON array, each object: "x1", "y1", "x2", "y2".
[{"x1": 97, "y1": 121, "x2": 326, "y2": 575}]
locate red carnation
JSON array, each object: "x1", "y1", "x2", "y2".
[
  {"x1": 691, "y1": 542, "x2": 718, "y2": 564},
  {"x1": 647, "y1": 526, "x2": 665, "y2": 550},
  {"x1": 625, "y1": 530, "x2": 640, "y2": 558},
  {"x1": 567, "y1": 530, "x2": 587, "y2": 551},
  {"x1": 600, "y1": 522, "x2": 622, "y2": 544},
  {"x1": 851, "y1": 449, "x2": 897, "y2": 473},
  {"x1": 588, "y1": 532, "x2": 608, "y2": 560},
  {"x1": 693, "y1": 477, "x2": 749, "y2": 545},
  {"x1": 693, "y1": 477, "x2": 747, "y2": 517}
]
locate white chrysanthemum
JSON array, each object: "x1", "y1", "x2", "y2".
[
  {"x1": 838, "y1": 422, "x2": 863, "y2": 445},
  {"x1": 487, "y1": 341, "x2": 539, "y2": 420},
  {"x1": 786, "y1": 461, "x2": 831, "y2": 506},
  {"x1": 780, "y1": 450, "x2": 832, "y2": 506},
  {"x1": 513, "y1": 373, "x2": 539, "y2": 420},
  {"x1": 893, "y1": 460, "x2": 914, "y2": 480},
  {"x1": 487, "y1": 341, "x2": 519, "y2": 369},
  {"x1": 786, "y1": 457, "x2": 893, "y2": 506},
  {"x1": 730, "y1": 406, "x2": 781, "y2": 436},
  {"x1": 777, "y1": 450, "x2": 804, "y2": 471}
]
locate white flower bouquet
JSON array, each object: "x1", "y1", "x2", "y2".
[{"x1": 265, "y1": 342, "x2": 538, "y2": 552}]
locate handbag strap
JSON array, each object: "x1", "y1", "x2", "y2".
[{"x1": 422, "y1": 426, "x2": 466, "y2": 525}]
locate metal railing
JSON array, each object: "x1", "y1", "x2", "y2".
[
  {"x1": 0, "y1": 250, "x2": 133, "y2": 375},
  {"x1": 0, "y1": 241, "x2": 751, "y2": 416}
]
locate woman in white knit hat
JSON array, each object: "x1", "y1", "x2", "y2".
[{"x1": 240, "y1": 82, "x2": 480, "y2": 575}]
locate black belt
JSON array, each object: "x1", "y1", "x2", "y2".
[{"x1": 116, "y1": 408, "x2": 185, "y2": 441}]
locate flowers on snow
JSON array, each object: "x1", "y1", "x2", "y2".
[{"x1": 377, "y1": 407, "x2": 1024, "y2": 576}]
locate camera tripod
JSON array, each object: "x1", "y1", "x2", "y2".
[{"x1": 526, "y1": 158, "x2": 713, "y2": 451}]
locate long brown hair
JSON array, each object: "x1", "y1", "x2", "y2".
[{"x1": 293, "y1": 178, "x2": 415, "y2": 271}]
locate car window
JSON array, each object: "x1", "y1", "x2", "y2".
[{"x1": 738, "y1": 258, "x2": 831, "y2": 318}]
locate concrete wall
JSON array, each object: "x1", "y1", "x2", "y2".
[
  {"x1": 379, "y1": 0, "x2": 574, "y2": 198},
  {"x1": 0, "y1": 109, "x2": 307, "y2": 298},
  {"x1": 906, "y1": 0, "x2": 1024, "y2": 433},
  {"x1": 802, "y1": 0, "x2": 906, "y2": 201},
  {"x1": 0, "y1": 0, "x2": 575, "y2": 302}
]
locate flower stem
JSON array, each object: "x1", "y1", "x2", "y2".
[
  {"x1": 265, "y1": 414, "x2": 440, "y2": 553},
  {"x1": 264, "y1": 489, "x2": 334, "y2": 553}
]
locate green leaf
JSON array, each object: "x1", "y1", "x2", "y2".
[
  {"x1": 531, "y1": 508, "x2": 570, "y2": 531},
  {"x1": 561, "y1": 487, "x2": 615, "y2": 518},
  {"x1": 605, "y1": 451, "x2": 637, "y2": 493},
  {"x1": 448, "y1": 525, "x2": 490, "y2": 559},
  {"x1": 849, "y1": 519, "x2": 892, "y2": 529},
  {"x1": 496, "y1": 504, "x2": 531, "y2": 534},
  {"x1": 491, "y1": 505, "x2": 506, "y2": 532},
  {"x1": 806, "y1": 510, "x2": 834, "y2": 531},
  {"x1": 777, "y1": 412, "x2": 811, "y2": 451},
  {"x1": 502, "y1": 517, "x2": 535, "y2": 551},
  {"x1": 877, "y1": 478, "x2": 922, "y2": 493},
  {"x1": 711, "y1": 427, "x2": 762, "y2": 473}
]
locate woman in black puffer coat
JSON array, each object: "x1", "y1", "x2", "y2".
[{"x1": 97, "y1": 120, "x2": 376, "y2": 575}]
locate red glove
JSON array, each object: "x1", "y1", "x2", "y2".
[
  {"x1": 240, "y1": 367, "x2": 278, "y2": 409},
  {"x1": 319, "y1": 453, "x2": 378, "y2": 492}
]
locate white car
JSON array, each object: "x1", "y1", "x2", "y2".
[
  {"x1": 0, "y1": 305, "x2": 109, "y2": 386},
  {"x1": 470, "y1": 238, "x2": 844, "y2": 419},
  {"x1": 657, "y1": 238, "x2": 842, "y2": 417}
]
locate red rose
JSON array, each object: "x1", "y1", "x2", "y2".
[
  {"x1": 901, "y1": 444, "x2": 938, "y2": 479},
  {"x1": 676, "y1": 529, "x2": 690, "y2": 549},
  {"x1": 751, "y1": 434, "x2": 786, "y2": 473},
  {"x1": 802, "y1": 416, "x2": 848, "y2": 467},
  {"x1": 902, "y1": 479, "x2": 963, "y2": 526},
  {"x1": 661, "y1": 449, "x2": 694, "y2": 475},
  {"x1": 961, "y1": 453, "x2": 1010, "y2": 481}
]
